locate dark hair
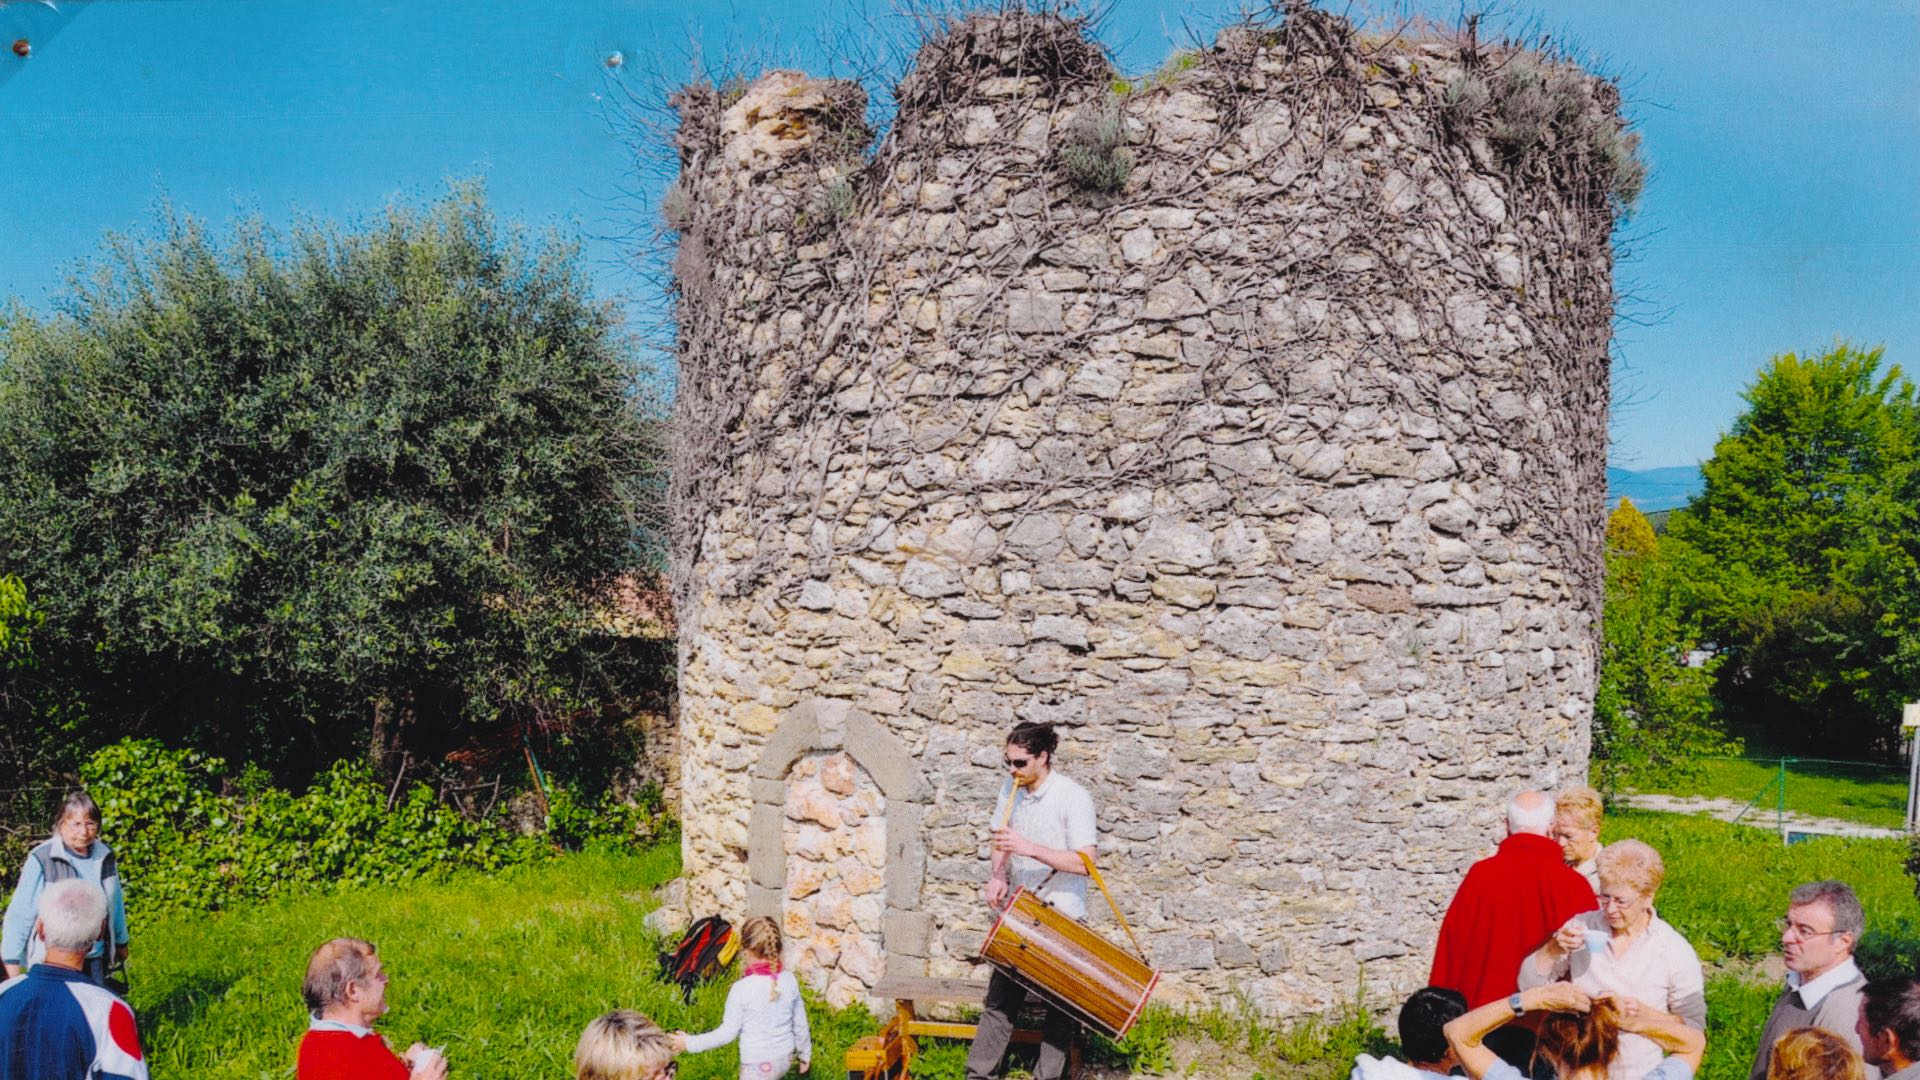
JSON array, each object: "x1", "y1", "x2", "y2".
[
  {"x1": 52, "y1": 791, "x2": 100, "y2": 830},
  {"x1": 1863, "y1": 978, "x2": 1920, "y2": 1060},
  {"x1": 1398, "y1": 987, "x2": 1468, "y2": 1064},
  {"x1": 1006, "y1": 722, "x2": 1058, "y2": 758},
  {"x1": 1537, "y1": 997, "x2": 1621, "y2": 1075}
]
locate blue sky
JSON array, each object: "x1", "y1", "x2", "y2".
[{"x1": 1, "y1": 0, "x2": 1914, "y2": 470}]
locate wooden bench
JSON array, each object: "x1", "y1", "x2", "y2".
[{"x1": 844, "y1": 974, "x2": 1083, "y2": 1080}]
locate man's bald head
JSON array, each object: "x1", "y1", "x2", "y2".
[{"x1": 1507, "y1": 790, "x2": 1554, "y2": 836}]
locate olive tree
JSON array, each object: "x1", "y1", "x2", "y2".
[{"x1": 0, "y1": 187, "x2": 666, "y2": 778}]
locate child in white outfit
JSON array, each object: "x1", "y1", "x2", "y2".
[{"x1": 676, "y1": 916, "x2": 812, "y2": 1080}]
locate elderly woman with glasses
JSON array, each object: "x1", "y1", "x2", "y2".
[
  {"x1": 1, "y1": 791, "x2": 129, "y2": 984},
  {"x1": 1553, "y1": 786, "x2": 1606, "y2": 893},
  {"x1": 1520, "y1": 840, "x2": 1706, "y2": 1080}
]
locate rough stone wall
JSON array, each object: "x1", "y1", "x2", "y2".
[
  {"x1": 669, "y1": 9, "x2": 1623, "y2": 1014},
  {"x1": 783, "y1": 751, "x2": 889, "y2": 1007}
]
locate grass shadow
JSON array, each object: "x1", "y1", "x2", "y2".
[{"x1": 133, "y1": 970, "x2": 241, "y2": 1030}]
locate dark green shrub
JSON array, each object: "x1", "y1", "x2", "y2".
[
  {"x1": 82, "y1": 737, "x2": 665, "y2": 917},
  {"x1": 541, "y1": 778, "x2": 670, "y2": 853}
]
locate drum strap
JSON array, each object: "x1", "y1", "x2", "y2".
[
  {"x1": 1078, "y1": 851, "x2": 1147, "y2": 960},
  {"x1": 1037, "y1": 853, "x2": 1148, "y2": 960}
]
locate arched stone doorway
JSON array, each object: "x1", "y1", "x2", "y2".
[{"x1": 748, "y1": 698, "x2": 933, "y2": 1004}]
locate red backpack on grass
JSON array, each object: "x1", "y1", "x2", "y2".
[{"x1": 659, "y1": 916, "x2": 739, "y2": 1002}]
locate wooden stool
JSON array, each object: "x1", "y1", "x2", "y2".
[{"x1": 844, "y1": 975, "x2": 1082, "y2": 1080}]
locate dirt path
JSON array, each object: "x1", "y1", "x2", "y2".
[{"x1": 1617, "y1": 793, "x2": 1905, "y2": 839}]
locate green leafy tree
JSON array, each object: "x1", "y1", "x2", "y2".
[
  {"x1": 1860, "y1": 456, "x2": 1920, "y2": 731},
  {"x1": 1593, "y1": 502, "x2": 1736, "y2": 795},
  {"x1": 0, "y1": 574, "x2": 37, "y2": 673},
  {"x1": 1667, "y1": 344, "x2": 1919, "y2": 758},
  {"x1": 0, "y1": 188, "x2": 665, "y2": 778}
]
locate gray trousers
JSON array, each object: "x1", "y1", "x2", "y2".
[{"x1": 965, "y1": 968, "x2": 1077, "y2": 1080}]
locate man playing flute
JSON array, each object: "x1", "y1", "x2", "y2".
[{"x1": 969, "y1": 721, "x2": 1098, "y2": 1080}]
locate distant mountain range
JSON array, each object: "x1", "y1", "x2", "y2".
[{"x1": 1606, "y1": 466, "x2": 1704, "y2": 513}]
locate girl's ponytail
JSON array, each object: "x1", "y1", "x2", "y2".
[{"x1": 740, "y1": 916, "x2": 784, "y2": 1001}]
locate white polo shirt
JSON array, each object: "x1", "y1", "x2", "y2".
[{"x1": 990, "y1": 770, "x2": 1098, "y2": 920}]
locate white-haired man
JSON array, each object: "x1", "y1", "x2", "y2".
[
  {"x1": 0, "y1": 879, "x2": 147, "y2": 1079},
  {"x1": 1429, "y1": 790, "x2": 1597, "y2": 1071}
]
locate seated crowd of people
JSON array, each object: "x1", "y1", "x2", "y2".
[
  {"x1": 0, "y1": 785, "x2": 1912, "y2": 1080},
  {"x1": 1359, "y1": 787, "x2": 1912, "y2": 1080}
]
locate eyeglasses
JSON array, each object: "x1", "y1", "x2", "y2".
[
  {"x1": 1777, "y1": 918, "x2": 1847, "y2": 940},
  {"x1": 1597, "y1": 893, "x2": 1643, "y2": 910},
  {"x1": 1004, "y1": 757, "x2": 1032, "y2": 770}
]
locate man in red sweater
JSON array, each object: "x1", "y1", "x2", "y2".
[
  {"x1": 1429, "y1": 790, "x2": 1597, "y2": 1071},
  {"x1": 296, "y1": 938, "x2": 448, "y2": 1080}
]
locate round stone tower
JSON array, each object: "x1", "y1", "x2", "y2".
[{"x1": 667, "y1": 8, "x2": 1626, "y2": 1012}]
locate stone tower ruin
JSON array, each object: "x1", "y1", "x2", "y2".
[{"x1": 667, "y1": 7, "x2": 1628, "y2": 1013}]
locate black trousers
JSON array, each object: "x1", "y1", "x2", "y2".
[{"x1": 964, "y1": 968, "x2": 1077, "y2": 1080}]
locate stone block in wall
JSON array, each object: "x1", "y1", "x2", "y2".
[
  {"x1": 884, "y1": 909, "x2": 933, "y2": 957},
  {"x1": 748, "y1": 805, "x2": 785, "y2": 887},
  {"x1": 1152, "y1": 935, "x2": 1217, "y2": 971}
]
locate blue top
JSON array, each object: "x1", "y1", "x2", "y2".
[
  {"x1": 0, "y1": 838, "x2": 130, "y2": 968},
  {"x1": 0, "y1": 964, "x2": 148, "y2": 1079},
  {"x1": 1485, "y1": 1056, "x2": 1694, "y2": 1080}
]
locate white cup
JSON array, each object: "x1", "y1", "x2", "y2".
[{"x1": 1584, "y1": 929, "x2": 1609, "y2": 956}]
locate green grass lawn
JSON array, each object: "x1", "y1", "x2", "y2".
[
  {"x1": 128, "y1": 842, "x2": 876, "y2": 1080},
  {"x1": 1619, "y1": 755, "x2": 1908, "y2": 829},
  {"x1": 1604, "y1": 808, "x2": 1920, "y2": 1080}
]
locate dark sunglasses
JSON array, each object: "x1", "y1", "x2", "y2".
[{"x1": 1004, "y1": 756, "x2": 1032, "y2": 769}]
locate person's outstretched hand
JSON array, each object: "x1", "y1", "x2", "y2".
[
  {"x1": 1596, "y1": 993, "x2": 1656, "y2": 1033},
  {"x1": 671, "y1": 1031, "x2": 689, "y2": 1054},
  {"x1": 402, "y1": 1044, "x2": 448, "y2": 1080},
  {"x1": 1531, "y1": 982, "x2": 1593, "y2": 1015}
]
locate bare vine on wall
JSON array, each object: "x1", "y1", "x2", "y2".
[{"x1": 659, "y1": 0, "x2": 1637, "y2": 624}]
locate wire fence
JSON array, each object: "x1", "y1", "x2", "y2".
[{"x1": 1617, "y1": 754, "x2": 1911, "y2": 840}]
